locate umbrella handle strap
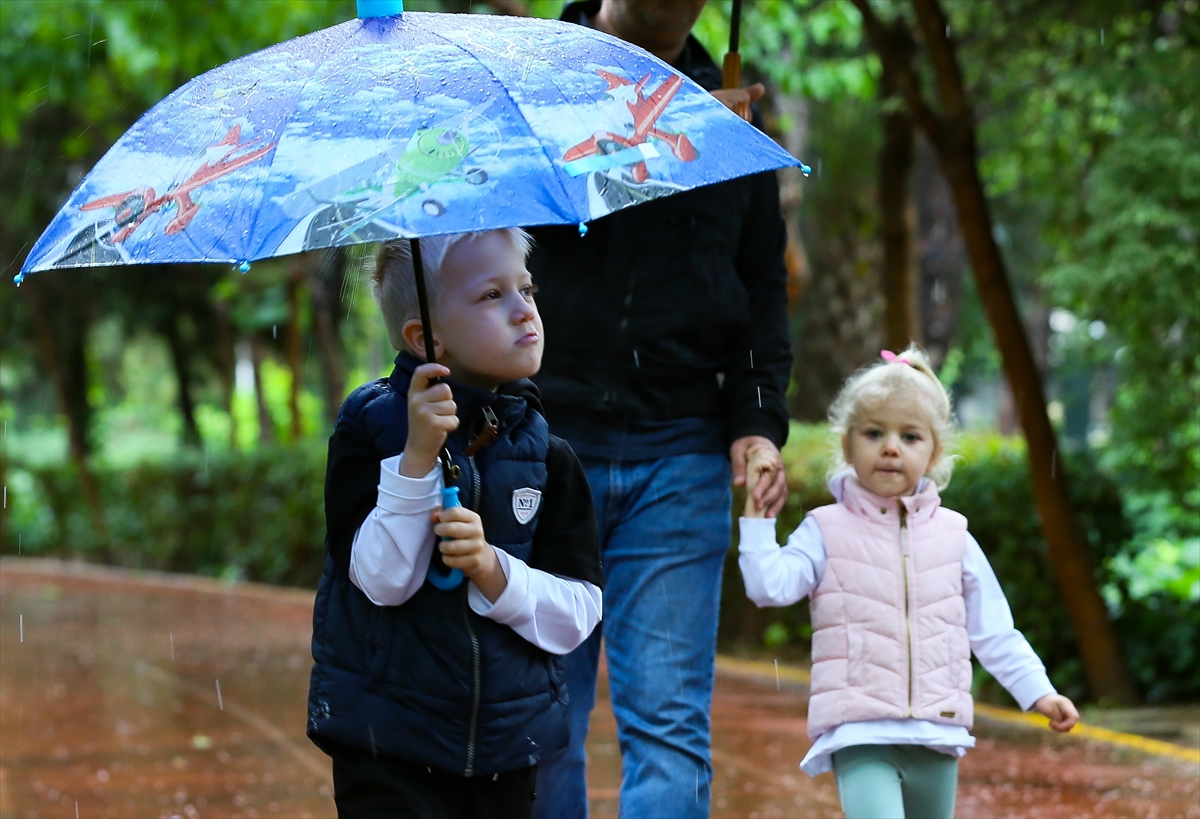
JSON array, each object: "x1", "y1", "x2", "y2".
[{"x1": 426, "y1": 486, "x2": 466, "y2": 590}]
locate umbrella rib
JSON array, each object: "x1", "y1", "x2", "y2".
[
  {"x1": 421, "y1": 21, "x2": 579, "y2": 225},
  {"x1": 243, "y1": 22, "x2": 359, "y2": 263}
]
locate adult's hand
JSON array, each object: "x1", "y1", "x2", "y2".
[
  {"x1": 711, "y1": 83, "x2": 765, "y2": 122},
  {"x1": 731, "y1": 435, "x2": 787, "y2": 517}
]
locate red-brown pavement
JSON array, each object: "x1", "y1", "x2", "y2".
[{"x1": 2, "y1": 560, "x2": 1196, "y2": 819}]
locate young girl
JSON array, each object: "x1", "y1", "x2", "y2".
[{"x1": 738, "y1": 346, "x2": 1079, "y2": 819}]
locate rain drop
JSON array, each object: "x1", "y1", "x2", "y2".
[
  {"x1": 799, "y1": 162, "x2": 812, "y2": 177},
  {"x1": 577, "y1": 221, "x2": 588, "y2": 236},
  {"x1": 13, "y1": 271, "x2": 25, "y2": 285}
]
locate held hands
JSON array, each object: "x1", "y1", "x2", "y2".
[
  {"x1": 711, "y1": 83, "x2": 765, "y2": 122},
  {"x1": 732, "y1": 435, "x2": 787, "y2": 518},
  {"x1": 402, "y1": 363, "x2": 459, "y2": 478},
  {"x1": 1033, "y1": 693, "x2": 1080, "y2": 732},
  {"x1": 431, "y1": 505, "x2": 507, "y2": 603}
]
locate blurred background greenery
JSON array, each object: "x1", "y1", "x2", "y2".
[{"x1": 1, "y1": 0, "x2": 1196, "y2": 705}]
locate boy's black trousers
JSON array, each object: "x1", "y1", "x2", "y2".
[{"x1": 329, "y1": 741, "x2": 537, "y2": 819}]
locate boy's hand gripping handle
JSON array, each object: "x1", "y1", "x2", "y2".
[{"x1": 426, "y1": 485, "x2": 465, "y2": 590}]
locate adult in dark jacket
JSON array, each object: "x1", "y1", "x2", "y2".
[{"x1": 529, "y1": 2, "x2": 793, "y2": 817}]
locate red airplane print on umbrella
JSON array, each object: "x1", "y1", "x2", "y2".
[
  {"x1": 82, "y1": 124, "x2": 276, "y2": 243},
  {"x1": 562, "y1": 71, "x2": 698, "y2": 183}
]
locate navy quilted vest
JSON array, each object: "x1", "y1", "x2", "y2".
[{"x1": 307, "y1": 354, "x2": 568, "y2": 776}]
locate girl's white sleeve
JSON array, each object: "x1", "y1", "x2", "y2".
[
  {"x1": 348, "y1": 454, "x2": 440, "y2": 607},
  {"x1": 963, "y1": 532, "x2": 1057, "y2": 711},
  {"x1": 737, "y1": 515, "x2": 826, "y2": 607}
]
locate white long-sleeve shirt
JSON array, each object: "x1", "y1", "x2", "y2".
[
  {"x1": 349, "y1": 454, "x2": 602, "y2": 656},
  {"x1": 738, "y1": 513, "x2": 1056, "y2": 776}
]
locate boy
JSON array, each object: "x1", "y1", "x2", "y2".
[{"x1": 307, "y1": 229, "x2": 603, "y2": 819}]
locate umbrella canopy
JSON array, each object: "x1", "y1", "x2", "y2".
[{"x1": 18, "y1": 7, "x2": 803, "y2": 279}]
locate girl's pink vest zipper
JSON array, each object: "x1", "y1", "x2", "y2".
[{"x1": 805, "y1": 475, "x2": 973, "y2": 740}]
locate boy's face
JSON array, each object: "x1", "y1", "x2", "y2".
[{"x1": 432, "y1": 232, "x2": 543, "y2": 391}]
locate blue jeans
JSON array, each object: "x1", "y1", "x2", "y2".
[{"x1": 534, "y1": 453, "x2": 732, "y2": 819}]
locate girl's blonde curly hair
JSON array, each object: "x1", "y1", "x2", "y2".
[{"x1": 827, "y1": 344, "x2": 957, "y2": 489}]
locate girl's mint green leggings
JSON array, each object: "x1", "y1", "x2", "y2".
[{"x1": 832, "y1": 744, "x2": 959, "y2": 819}]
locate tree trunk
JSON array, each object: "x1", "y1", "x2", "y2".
[
  {"x1": 249, "y1": 335, "x2": 276, "y2": 445},
  {"x1": 286, "y1": 263, "x2": 304, "y2": 441},
  {"x1": 309, "y1": 247, "x2": 348, "y2": 427},
  {"x1": 914, "y1": 135, "x2": 965, "y2": 370},
  {"x1": 213, "y1": 298, "x2": 238, "y2": 450},
  {"x1": 162, "y1": 309, "x2": 201, "y2": 448},
  {"x1": 23, "y1": 278, "x2": 108, "y2": 540},
  {"x1": 879, "y1": 103, "x2": 920, "y2": 352},
  {"x1": 865, "y1": 0, "x2": 1139, "y2": 703}
]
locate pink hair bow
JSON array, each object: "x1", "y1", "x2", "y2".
[{"x1": 880, "y1": 349, "x2": 911, "y2": 365}]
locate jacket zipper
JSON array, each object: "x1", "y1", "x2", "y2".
[
  {"x1": 463, "y1": 454, "x2": 483, "y2": 776},
  {"x1": 462, "y1": 590, "x2": 482, "y2": 776},
  {"x1": 899, "y1": 503, "x2": 914, "y2": 717},
  {"x1": 468, "y1": 454, "x2": 482, "y2": 510}
]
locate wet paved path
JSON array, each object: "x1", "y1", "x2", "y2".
[{"x1": 2, "y1": 559, "x2": 1197, "y2": 819}]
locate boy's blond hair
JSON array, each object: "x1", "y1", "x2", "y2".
[
  {"x1": 371, "y1": 229, "x2": 533, "y2": 352},
  {"x1": 828, "y1": 344, "x2": 957, "y2": 488}
]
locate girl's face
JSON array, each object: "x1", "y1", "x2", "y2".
[{"x1": 842, "y1": 393, "x2": 941, "y2": 498}]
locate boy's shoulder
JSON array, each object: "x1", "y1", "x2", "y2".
[{"x1": 334, "y1": 377, "x2": 405, "y2": 446}]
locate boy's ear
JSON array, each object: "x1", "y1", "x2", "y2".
[{"x1": 401, "y1": 319, "x2": 443, "y2": 361}]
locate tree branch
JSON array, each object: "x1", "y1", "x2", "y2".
[
  {"x1": 910, "y1": 0, "x2": 969, "y2": 122},
  {"x1": 848, "y1": 0, "x2": 944, "y2": 144}
]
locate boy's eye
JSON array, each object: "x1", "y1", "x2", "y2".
[
  {"x1": 863, "y1": 429, "x2": 882, "y2": 440},
  {"x1": 521, "y1": 284, "x2": 538, "y2": 298},
  {"x1": 482, "y1": 289, "x2": 501, "y2": 300},
  {"x1": 902, "y1": 432, "x2": 922, "y2": 443}
]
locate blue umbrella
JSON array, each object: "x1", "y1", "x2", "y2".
[
  {"x1": 18, "y1": 1, "x2": 803, "y2": 276},
  {"x1": 18, "y1": 0, "x2": 807, "y2": 587}
]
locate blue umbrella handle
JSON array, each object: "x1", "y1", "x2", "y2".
[{"x1": 426, "y1": 486, "x2": 465, "y2": 590}]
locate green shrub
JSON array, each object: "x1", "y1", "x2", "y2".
[{"x1": 5, "y1": 444, "x2": 327, "y2": 587}]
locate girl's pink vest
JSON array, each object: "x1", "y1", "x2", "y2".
[{"x1": 805, "y1": 474, "x2": 973, "y2": 740}]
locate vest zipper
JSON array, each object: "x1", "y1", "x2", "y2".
[
  {"x1": 899, "y1": 503, "x2": 914, "y2": 717},
  {"x1": 469, "y1": 454, "x2": 482, "y2": 510},
  {"x1": 462, "y1": 454, "x2": 483, "y2": 776},
  {"x1": 462, "y1": 590, "x2": 482, "y2": 776}
]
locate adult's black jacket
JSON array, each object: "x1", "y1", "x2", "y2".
[{"x1": 528, "y1": 0, "x2": 793, "y2": 448}]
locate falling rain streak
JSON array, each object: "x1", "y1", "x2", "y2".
[
  {"x1": 774, "y1": 658, "x2": 780, "y2": 690},
  {"x1": 19, "y1": 613, "x2": 23, "y2": 642},
  {"x1": 170, "y1": 632, "x2": 175, "y2": 660},
  {"x1": 215, "y1": 679, "x2": 224, "y2": 710}
]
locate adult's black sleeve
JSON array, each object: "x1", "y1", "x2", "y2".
[
  {"x1": 528, "y1": 436, "x2": 603, "y2": 588},
  {"x1": 722, "y1": 168, "x2": 792, "y2": 448},
  {"x1": 323, "y1": 425, "x2": 382, "y2": 577}
]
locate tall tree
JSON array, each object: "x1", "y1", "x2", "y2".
[{"x1": 851, "y1": 0, "x2": 1139, "y2": 703}]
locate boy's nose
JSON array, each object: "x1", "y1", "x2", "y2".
[{"x1": 512, "y1": 297, "x2": 536, "y2": 323}]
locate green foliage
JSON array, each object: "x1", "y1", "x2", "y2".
[
  {"x1": 695, "y1": 0, "x2": 876, "y2": 101},
  {"x1": 6, "y1": 443, "x2": 328, "y2": 587},
  {"x1": 958, "y1": 0, "x2": 1200, "y2": 518},
  {"x1": 726, "y1": 423, "x2": 1200, "y2": 704}
]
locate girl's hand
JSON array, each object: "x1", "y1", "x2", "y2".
[
  {"x1": 402, "y1": 363, "x2": 458, "y2": 478},
  {"x1": 732, "y1": 436, "x2": 787, "y2": 517},
  {"x1": 432, "y1": 506, "x2": 507, "y2": 602},
  {"x1": 1033, "y1": 693, "x2": 1079, "y2": 732},
  {"x1": 743, "y1": 443, "x2": 779, "y2": 518}
]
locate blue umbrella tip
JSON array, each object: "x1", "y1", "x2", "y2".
[
  {"x1": 236, "y1": 261, "x2": 251, "y2": 274},
  {"x1": 800, "y1": 162, "x2": 812, "y2": 178},
  {"x1": 578, "y1": 222, "x2": 589, "y2": 237},
  {"x1": 357, "y1": 0, "x2": 403, "y2": 18}
]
